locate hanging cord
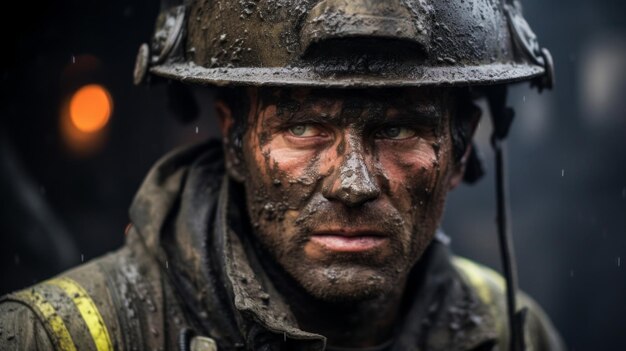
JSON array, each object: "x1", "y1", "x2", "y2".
[{"x1": 486, "y1": 86, "x2": 525, "y2": 351}]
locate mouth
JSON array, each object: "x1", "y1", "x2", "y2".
[{"x1": 309, "y1": 229, "x2": 389, "y2": 253}]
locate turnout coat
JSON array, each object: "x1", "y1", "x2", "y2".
[{"x1": 0, "y1": 141, "x2": 564, "y2": 351}]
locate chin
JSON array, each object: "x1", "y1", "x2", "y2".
[{"x1": 294, "y1": 264, "x2": 397, "y2": 302}]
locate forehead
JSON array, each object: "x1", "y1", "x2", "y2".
[
  {"x1": 249, "y1": 87, "x2": 454, "y2": 127},
  {"x1": 257, "y1": 87, "x2": 452, "y2": 109}
]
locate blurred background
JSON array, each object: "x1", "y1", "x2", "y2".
[{"x1": 0, "y1": 0, "x2": 624, "y2": 349}]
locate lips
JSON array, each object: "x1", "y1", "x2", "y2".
[{"x1": 309, "y1": 230, "x2": 388, "y2": 253}]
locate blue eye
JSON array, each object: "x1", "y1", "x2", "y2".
[
  {"x1": 290, "y1": 125, "x2": 306, "y2": 136},
  {"x1": 376, "y1": 127, "x2": 416, "y2": 140},
  {"x1": 383, "y1": 127, "x2": 401, "y2": 138},
  {"x1": 288, "y1": 124, "x2": 322, "y2": 137}
]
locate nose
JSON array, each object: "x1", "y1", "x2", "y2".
[{"x1": 323, "y1": 145, "x2": 381, "y2": 207}]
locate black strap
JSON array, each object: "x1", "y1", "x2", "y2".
[{"x1": 486, "y1": 86, "x2": 525, "y2": 351}]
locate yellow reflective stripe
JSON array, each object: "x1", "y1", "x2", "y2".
[
  {"x1": 14, "y1": 290, "x2": 78, "y2": 351},
  {"x1": 453, "y1": 256, "x2": 505, "y2": 305},
  {"x1": 46, "y1": 277, "x2": 113, "y2": 351}
]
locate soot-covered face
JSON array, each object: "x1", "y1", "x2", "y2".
[{"x1": 219, "y1": 88, "x2": 467, "y2": 302}]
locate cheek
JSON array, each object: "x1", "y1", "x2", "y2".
[
  {"x1": 260, "y1": 143, "x2": 315, "y2": 178},
  {"x1": 258, "y1": 134, "x2": 340, "y2": 183},
  {"x1": 377, "y1": 140, "x2": 440, "y2": 200},
  {"x1": 248, "y1": 134, "x2": 333, "y2": 215},
  {"x1": 375, "y1": 139, "x2": 457, "y2": 224}
]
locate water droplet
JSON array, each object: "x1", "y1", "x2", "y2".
[
  {"x1": 561, "y1": 169, "x2": 565, "y2": 177},
  {"x1": 569, "y1": 269, "x2": 574, "y2": 277},
  {"x1": 259, "y1": 292, "x2": 270, "y2": 301},
  {"x1": 469, "y1": 314, "x2": 483, "y2": 325}
]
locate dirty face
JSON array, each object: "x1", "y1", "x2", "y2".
[{"x1": 220, "y1": 87, "x2": 467, "y2": 301}]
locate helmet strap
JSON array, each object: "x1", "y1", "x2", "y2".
[{"x1": 486, "y1": 86, "x2": 526, "y2": 351}]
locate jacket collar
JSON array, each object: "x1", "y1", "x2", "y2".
[{"x1": 214, "y1": 176, "x2": 327, "y2": 350}]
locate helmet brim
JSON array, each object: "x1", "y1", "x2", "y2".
[{"x1": 151, "y1": 62, "x2": 544, "y2": 88}]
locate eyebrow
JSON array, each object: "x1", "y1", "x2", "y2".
[
  {"x1": 385, "y1": 109, "x2": 441, "y2": 126},
  {"x1": 268, "y1": 102, "x2": 443, "y2": 126},
  {"x1": 271, "y1": 110, "x2": 333, "y2": 125},
  {"x1": 410, "y1": 104, "x2": 440, "y2": 118}
]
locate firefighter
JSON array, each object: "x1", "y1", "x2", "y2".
[{"x1": 0, "y1": 0, "x2": 563, "y2": 350}]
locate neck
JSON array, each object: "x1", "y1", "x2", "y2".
[
  {"x1": 253, "y1": 242, "x2": 408, "y2": 348},
  {"x1": 290, "y1": 284, "x2": 407, "y2": 348}
]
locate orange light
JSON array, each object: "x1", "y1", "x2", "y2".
[{"x1": 69, "y1": 84, "x2": 112, "y2": 133}]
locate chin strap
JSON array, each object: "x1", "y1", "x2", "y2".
[{"x1": 486, "y1": 86, "x2": 526, "y2": 351}]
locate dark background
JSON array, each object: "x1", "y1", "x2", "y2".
[{"x1": 1, "y1": 0, "x2": 624, "y2": 349}]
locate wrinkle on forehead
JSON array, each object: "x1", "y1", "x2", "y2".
[{"x1": 252, "y1": 87, "x2": 451, "y2": 130}]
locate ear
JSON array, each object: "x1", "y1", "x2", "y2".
[
  {"x1": 448, "y1": 111, "x2": 481, "y2": 190},
  {"x1": 215, "y1": 100, "x2": 246, "y2": 182}
]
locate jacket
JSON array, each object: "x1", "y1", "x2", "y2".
[{"x1": 0, "y1": 141, "x2": 565, "y2": 351}]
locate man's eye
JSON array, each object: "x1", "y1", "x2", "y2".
[
  {"x1": 376, "y1": 127, "x2": 416, "y2": 140},
  {"x1": 288, "y1": 124, "x2": 321, "y2": 137}
]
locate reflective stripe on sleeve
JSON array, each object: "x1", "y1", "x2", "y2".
[
  {"x1": 46, "y1": 277, "x2": 113, "y2": 351},
  {"x1": 14, "y1": 290, "x2": 78, "y2": 351}
]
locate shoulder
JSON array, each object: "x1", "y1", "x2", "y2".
[
  {"x1": 0, "y1": 253, "x2": 120, "y2": 351},
  {"x1": 451, "y1": 256, "x2": 566, "y2": 351},
  {"x1": 0, "y1": 243, "x2": 165, "y2": 351},
  {"x1": 451, "y1": 256, "x2": 507, "y2": 310},
  {"x1": 0, "y1": 300, "x2": 55, "y2": 350}
]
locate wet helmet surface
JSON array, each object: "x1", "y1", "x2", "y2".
[{"x1": 136, "y1": 0, "x2": 553, "y2": 89}]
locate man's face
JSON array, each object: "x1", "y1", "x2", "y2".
[{"x1": 224, "y1": 87, "x2": 465, "y2": 301}]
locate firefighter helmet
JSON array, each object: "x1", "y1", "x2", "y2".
[{"x1": 134, "y1": 0, "x2": 553, "y2": 90}]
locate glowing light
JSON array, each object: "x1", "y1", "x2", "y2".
[
  {"x1": 69, "y1": 84, "x2": 112, "y2": 133},
  {"x1": 60, "y1": 83, "x2": 112, "y2": 156}
]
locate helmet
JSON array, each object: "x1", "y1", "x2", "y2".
[{"x1": 134, "y1": 0, "x2": 553, "y2": 90}]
